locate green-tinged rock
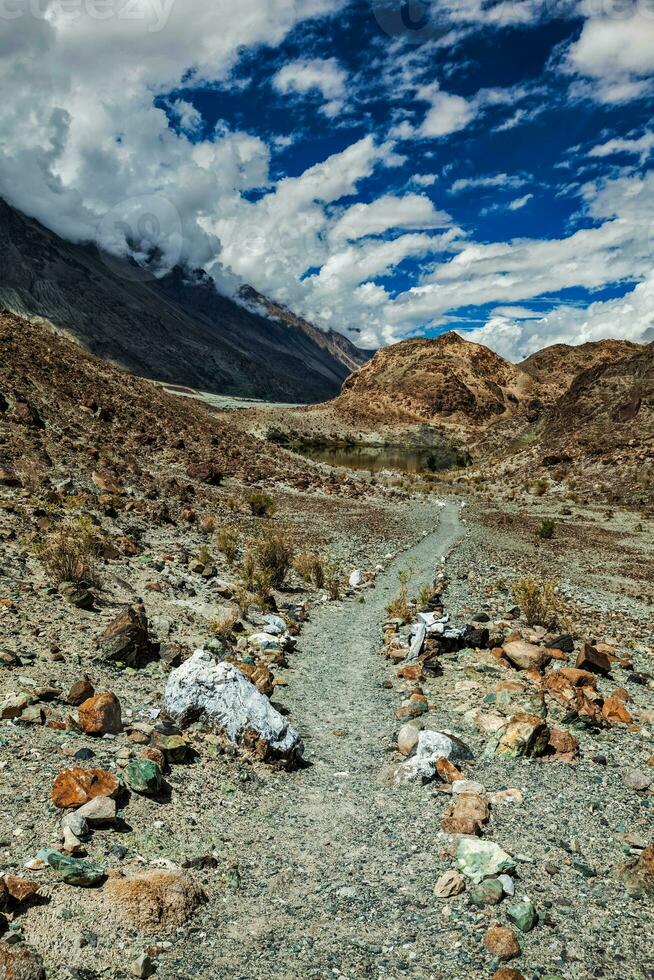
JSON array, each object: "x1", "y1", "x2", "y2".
[
  {"x1": 469, "y1": 877, "x2": 504, "y2": 906},
  {"x1": 572, "y1": 859, "x2": 596, "y2": 878},
  {"x1": 494, "y1": 713, "x2": 550, "y2": 760},
  {"x1": 37, "y1": 849, "x2": 105, "y2": 887},
  {"x1": 507, "y1": 897, "x2": 538, "y2": 932},
  {"x1": 125, "y1": 758, "x2": 163, "y2": 795},
  {"x1": 150, "y1": 733, "x2": 188, "y2": 764},
  {"x1": 456, "y1": 839, "x2": 517, "y2": 884}
]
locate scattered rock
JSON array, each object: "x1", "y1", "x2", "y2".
[
  {"x1": 0, "y1": 942, "x2": 45, "y2": 979},
  {"x1": 469, "y1": 877, "x2": 504, "y2": 906},
  {"x1": 503, "y1": 640, "x2": 549, "y2": 672},
  {"x1": 576, "y1": 642, "x2": 611, "y2": 676},
  {"x1": 104, "y1": 871, "x2": 206, "y2": 932},
  {"x1": 125, "y1": 759, "x2": 163, "y2": 796},
  {"x1": 622, "y1": 769, "x2": 652, "y2": 792},
  {"x1": 76, "y1": 796, "x2": 117, "y2": 826},
  {"x1": 434, "y1": 870, "x2": 466, "y2": 898},
  {"x1": 66, "y1": 678, "x2": 95, "y2": 707},
  {"x1": 130, "y1": 953, "x2": 156, "y2": 978},
  {"x1": 484, "y1": 925, "x2": 521, "y2": 962},
  {"x1": 37, "y1": 849, "x2": 105, "y2": 886},
  {"x1": 52, "y1": 768, "x2": 119, "y2": 808},
  {"x1": 97, "y1": 604, "x2": 149, "y2": 665},
  {"x1": 507, "y1": 897, "x2": 538, "y2": 932},
  {"x1": 493, "y1": 713, "x2": 550, "y2": 759},
  {"x1": 78, "y1": 692, "x2": 122, "y2": 735},
  {"x1": 456, "y1": 839, "x2": 516, "y2": 883},
  {"x1": 164, "y1": 650, "x2": 303, "y2": 766},
  {"x1": 397, "y1": 721, "x2": 421, "y2": 757}
]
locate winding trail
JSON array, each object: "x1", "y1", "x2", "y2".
[{"x1": 203, "y1": 502, "x2": 467, "y2": 979}]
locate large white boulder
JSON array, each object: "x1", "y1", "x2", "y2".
[{"x1": 164, "y1": 650, "x2": 303, "y2": 764}]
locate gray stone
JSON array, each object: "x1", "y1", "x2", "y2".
[{"x1": 164, "y1": 650, "x2": 303, "y2": 764}]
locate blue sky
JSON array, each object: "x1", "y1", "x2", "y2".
[{"x1": 2, "y1": 0, "x2": 654, "y2": 358}]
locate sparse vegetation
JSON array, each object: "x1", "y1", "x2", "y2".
[
  {"x1": 196, "y1": 544, "x2": 212, "y2": 567},
  {"x1": 199, "y1": 514, "x2": 217, "y2": 535},
  {"x1": 416, "y1": 583, "x2": 435, "y2": 611},
  {"x1": 209, "y1": 608, "x2": 239, "y2": 642},
  {"x1": 532, "y1": 478, "x2": 549, "y2": 496},
  {"x1": 215, "y1": 526, "x2": 240, "y2": 565},
  {"x1": 252, "y1": 528, "x2": 295, "y2": 588},
  {"x1": 32, "y1": 515, "x2": 101, "y2": 585},
  {"x1": 294, "y1": 551, "x2": 326, "y2": 589},
  {"x1": 324, "y1": 560, "x2": 342, "y2": 600},
  {"x1": 246, "y1": 491, "x2": 277, "y2": 518},
  {"x1": 513, "y1": 574, "x2": 560, "y2": 627},
  {"x1": 385, "y1": 567, "x2": 413, "y2": 621},
  {"x1": 536, "y1": 518, "x2": 555, "y2": 540}
]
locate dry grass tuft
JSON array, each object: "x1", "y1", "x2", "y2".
[
  {"x1": 215, "y1": 526, "x2": 240, "y2": 564},
  {"x1": 32, "y1": 515, "x2": 101, "y2": 585},
  {"x1": 385, "y1": 568, "x2": 413, "y2": 621},
  {"x1": 294, "y1": 551, "x2": 326, "y2": 589},
  {"x1": 513, "y1": 574, "x2": 560, "y2": 627}
]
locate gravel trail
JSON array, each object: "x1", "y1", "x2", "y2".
[{"x1": 189, "y1": 503, "x2": 467, "y2": 979}]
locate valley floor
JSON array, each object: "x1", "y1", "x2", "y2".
[{"x1": 0, "y1": 486, "x2": 652, "y2": 979}]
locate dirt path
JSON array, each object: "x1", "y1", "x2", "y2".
[{"x1": 190, "y1": 503, "x2": 467, "y2": 979}]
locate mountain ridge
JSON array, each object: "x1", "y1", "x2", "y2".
[{"x1": 0, "y1": 198, "x2": 369, "y2": 404}]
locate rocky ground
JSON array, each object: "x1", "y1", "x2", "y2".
[{"x1": 0, "y1": 313, "x2": 652, "y2": 979}]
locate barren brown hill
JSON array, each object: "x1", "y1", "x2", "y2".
[
  {"x1": 0, "y1": 310, "x2": 368, "y2": 507},
  {"x1": 541, "y1": 340, "x2": 654, "y2": 459},
  {"x1": 521, "y1": 339, "x2": 641, "y2": 403},
  {"x1": 333, "y1": 331, "x2": 536, "y2": 429}
]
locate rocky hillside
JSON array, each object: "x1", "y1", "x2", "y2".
[
  {"x1": 521, "y1": 339, "x2": 642, "y2": 404},
  {"x1": 541, "y1": 341, "x2": 654, "y2": 459},
  {"x1": 334, "y1": 332, "x2": 536, "y2": 430},
  {"x1": 0, "y1": 198, "x2": 368, "y2": 403}
]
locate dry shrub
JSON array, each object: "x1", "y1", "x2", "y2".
[
  {"x1": 105, "y1": 871, "x2": 205, "y2": 932},
  {"x1": 294, "y1": 551, "x2": 326, "y2": 589},
  {"x1": 32, "y1": 516, "x2": 101, "y2": 585},
  {"x1": 324, "y1": 561, "x2": 342, "y2": 600},
  {"x1": 252, "y1": 528, "x2": 294, "y2": 589},
  {"x1": 215, "y1": 526, "x2": 240, "y2": 564},
  {"x1": 199, "y1": 514, "x2": 217, "y2": 535},
  {"x1": 386, "y1": 568, "x2": 413, "y2": 620},
  {"x1": 246, "y1": 491, "x2": 277, "y2": 518},
  {"x1": 513, "y1": 574, "x2": 560, "y2": 626},
  {"x1": 210, "y1": 608, "x2": 239, "y2": 641}
]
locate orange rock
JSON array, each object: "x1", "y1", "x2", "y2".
[
  {"x1": 442, "y1": 791, "x2": 489, "y2": 836},
  {"x1": 397, "y1": 664, "x2": 424, "y2": 681},
  {"x1": 547, "y1": 648, "x2": 568, "y2": 661},
  {"x1": 436, "y1": 757, "x2": 463, "y2": 783},
  {"x1": 78, "y1": 692, "x2": 122, "y2": 735},
  {"x1": 492, "y1": 970, "x2": 526, "y2": 980},
  {"x1": 52, "y1": 767, "x2": 119, "y2": 808},
  {"x1": 484, "y1": 926, "x2": 521, "y2": 961},
  {"x1": 559, "y1": 668, "x2": 597, "y2": 689},
  {"x1": 3, "y1": 875, "x2": 40, "y2": 903},
  {"x1": 602, "y1": 695, "x2": 632, "y2": 725},
  {"x1": 576, "y1": 642, "x2": 611, "y2": 676},
  {"x1": 547, "y1": 728, "x2": 579, "y2": 760},
  {"x1": 141, "y1": 747, "x2": 167, "y2": 772},
  {"x1": 612, "y1": 688, "x2": 631, "y2": 702}
]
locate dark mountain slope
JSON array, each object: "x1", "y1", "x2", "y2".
[{"x1": 0, "y1": 198, "x2": 368, "y2": 403}]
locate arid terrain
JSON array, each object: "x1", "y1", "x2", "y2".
[{"x1": 0, "y1": 310, "x2": 653, "y2": 980}]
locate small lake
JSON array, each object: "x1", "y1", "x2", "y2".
[{"x1": 293, "y1": 443, "x2": 462, "y2": 474}]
